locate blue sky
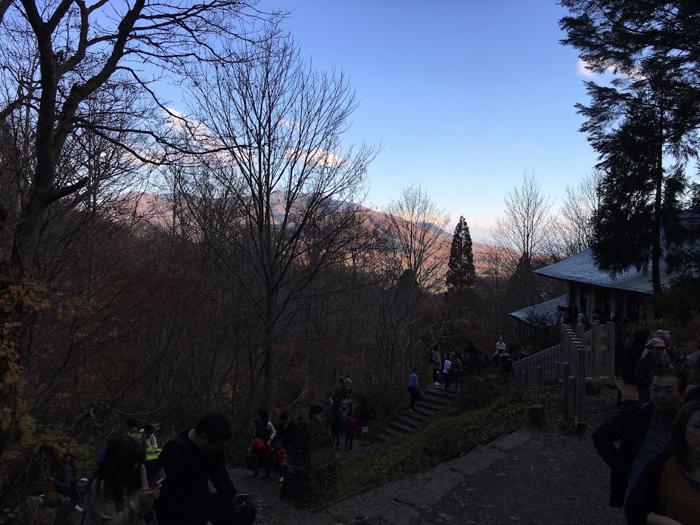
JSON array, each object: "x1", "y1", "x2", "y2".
[{"x1": 256, "y1": 1, "x2": 598, "y2": 240}]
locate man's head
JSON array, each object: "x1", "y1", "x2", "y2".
[
  {"x1": 192, "y1": 413, "x2": 232, "y2": 453},
  {"x1": 654, "y1": 329, "x2": 672, "y2": 348},
  {"x1": 650, "y1": 369, "x2": 685, "y2": 416},
  {"x1": 645, "y1": 337, "x2": 666, "y2": 353}
]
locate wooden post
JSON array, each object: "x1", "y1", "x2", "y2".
[
  {"x1": 536, "y1": 366, "x2": 543, "y2": 385},
  {"x1": 566, "y1": 376, "x2": 576, "y2": 420},
  {"x1": 576, "y1": 346, "x2": 586, "y2": 420},
  {"x1": 562, "y1": 362, "x2": 571, "y2": 396}
]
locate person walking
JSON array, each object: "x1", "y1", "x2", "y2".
[{"x1": 408, "y1": 367, "x2": 420, "y2": 412}]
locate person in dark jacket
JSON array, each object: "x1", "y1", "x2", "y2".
[
  {"x1": 624, "y1": 400, "x2": 700, "y2": 525},
  {"x1": 621, "y1": 329, "x2": 648, "y2": 385},
  {"x1": 155, "y1": 414, "x2": 254, "y2": 525},
  {"x1": 593, "y1": 369, "x2": 685, "y2": 507}
]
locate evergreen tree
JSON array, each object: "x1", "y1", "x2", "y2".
[
  {"x1": 446, "y1": 216, "x2": 476, "y2": 293},
  {"x1": 560, "y1": 0, "x2": 700, "y2": 292}
]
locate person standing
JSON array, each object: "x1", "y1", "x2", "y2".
[
  {"x1": 155, "y1": 414, "x2": 254, "y2": 525},
  {"x1": 331, "y1": 398, "x2": 342, "y2": 450},
  {"x1": 624, "y1": 400, "x2": 700, "y2": 525},
  {"x1": 408, "y1": 368, "x2": 420, "y2": 412},
  {"x1": 343, "y1": 409, "x2": 357, "y2": 451},
  {"x1": 442, "y1": 354, "x2": 453, "y2": 391},
  {"x1": 344, "y1": 376, "x2": 353, "y2": 397},
  {"x1": 250, "y1": 410, "x2": 276, "y2": 478},
  {"x1": 273, "y1": 412, "x2": 297, "y2": 483},
  {"x1": 635, "y1": 338, "x2": 671, "y2": 401},
  {"x1": 431, "y1": 348, "x2": 442, "y2": 386},
  {"x1": 593, "y1": 369, "x2": 685, "y2": 507}
]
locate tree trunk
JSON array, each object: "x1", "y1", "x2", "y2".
[
  {"x1": 652, "y1": 121, "x2": 663, "y2": 294},
  {"x1": 262, "y1": 292, "x2": 275, "y2": 409}
]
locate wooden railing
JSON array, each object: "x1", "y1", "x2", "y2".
[
  {"x1": 512, "y1": 343, "x2": 562, "y2": 386},
  {"x1": 512, "y1": 322, "x2": 616, "y2": 425}
]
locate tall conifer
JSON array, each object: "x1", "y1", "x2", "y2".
[
  {"x1": 560, "y1": 0, "x2": 700, "y2": 292},
  {"x1": 446, "y1": 216, "x2": 476, "y2": 292}
]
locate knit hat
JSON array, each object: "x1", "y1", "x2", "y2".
[{"x1": 645, "y1": 337, "x2": 666, "y2": 349}]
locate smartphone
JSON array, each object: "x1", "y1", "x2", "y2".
[{"x1": 149, "y1": 474, "x2": 166, "y2": 488}]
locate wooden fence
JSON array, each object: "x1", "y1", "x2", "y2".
[{"x1": 512, "y1": 322, "x2": 616, "y2": 424}]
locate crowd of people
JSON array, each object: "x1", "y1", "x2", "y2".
[
  {"x1": 326, "y1": 377, "x2": 358, "y2": 452},
  {"x1": 47, "y1": 372, "x2": 366, "y2": 524},
  {"x1": 593, "y1": 329, "x2": 700, "y2": 525},
  {"x1": 72, "y1": 414, "x2": 256, "y2": 525}
]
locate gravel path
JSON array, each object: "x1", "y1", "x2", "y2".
[{"x1": 414, "y1": 430, "x2": 625, "y2": 525}]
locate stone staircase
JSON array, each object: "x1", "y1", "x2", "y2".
[{"x1": 376, "y1": 384, "x2": 459, "y2": 443}]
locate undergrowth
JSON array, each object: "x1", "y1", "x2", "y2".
[{"x1": 312, "y1": 392, "x2": 527, "y2": 507}]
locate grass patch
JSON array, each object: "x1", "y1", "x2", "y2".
[{"x1": 313, "y1": 393, "x2": 527, "y2": 507}]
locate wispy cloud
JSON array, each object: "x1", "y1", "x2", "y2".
[{"x1": 577, "y1": 58, "x2": 596, "y2": 78}]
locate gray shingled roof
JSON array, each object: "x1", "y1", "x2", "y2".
[
  {"x1": 534, "y1": 248, "x2": 673, "y2": 294},
  {"x1": 510, "y1": 294, "x2": 568, "y2": 326}
]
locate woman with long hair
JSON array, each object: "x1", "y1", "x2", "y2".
[
  {"x1": 85, "y1": 435, "x2": 159, "y2": 525},
  {"x1": 625, "y1": 400, "x2": 700, "y2": 524}
]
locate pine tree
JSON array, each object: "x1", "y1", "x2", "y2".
[
  {"x1": 560, "y1": 0, "x2": 700, "y2": 293},
  {"x1": 446, "y1": 216, "x2": 476, "y2": 293}
]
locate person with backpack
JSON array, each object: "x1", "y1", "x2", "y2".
[
  {"x1": 85, "y1": 435, "x2": 158, "y2": 525},
  {"x1": 155, "y1": 414, "x2": 254, "y2": 525},
  {"x1": 249, "y1": 409, "x2": 276, "y2": 479}
]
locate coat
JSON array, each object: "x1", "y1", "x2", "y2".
[{"x1": 592, "y1": 402, "x2": 653, "y2": 507}]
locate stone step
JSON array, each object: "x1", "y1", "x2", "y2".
[
  {"x1": 378, "y1": 426, "x2": 406, "y2": 442},
  {"x1": 421, "y1": 392, "x2": 450, "y2": 405},
  {"x1": 415, "y1": 398, "x2": 445, "y2": 411},
  {"x1": 396, "y1": 415, "x2": 423, "y2": 430},
  {"x1": 425, "y1": 386, "x2": 459, "y2": 399},
  {"x1": 388, "y1": 420, "x2": 417, "y2": 434}
]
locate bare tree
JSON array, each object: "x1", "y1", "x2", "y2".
[
  {"x1": 493, "y1": 172, "x2": 552, "y2": 266},
  {"x1": 372, "y1": 186, "x2": 449, "y2": 376},
  {"x1": 174, "y1": 34, "x2": 374, "y2": 406},
  {"x1": 0, "y1": 0, "x2": 272, "y2": 458},
  {"x1": 382, "y1": 185, "x2": 450, "y2": 292},
  {"x1": 0, "y1": 0, "x2": 271, "y2": 279},
  {"x1": 552, "y1": 171, "x2": 601, "y2": 256}
]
